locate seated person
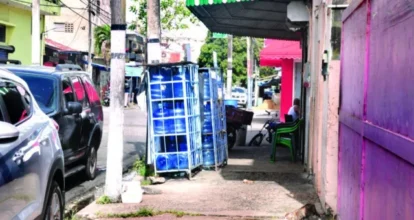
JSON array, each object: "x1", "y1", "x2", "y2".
[{"x1": 288, "y1": 98, "x2": 301, "y2": 121}]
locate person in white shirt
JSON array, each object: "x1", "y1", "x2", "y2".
[{"x1": 287, "y1": 98, "x2": 301, "y2": 121}]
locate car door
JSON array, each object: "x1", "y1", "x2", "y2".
[
  {"x1": 70, "y1": 76, "x2": 92, "y2": 151},
  {"x1": 59, "y1": 78, "x2": 82, "y2": 161},
  {"x1": 0, "y1": 80, "x2": 42, "y2": 219}
]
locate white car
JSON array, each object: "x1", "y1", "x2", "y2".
[
  {"x1": 231, "y1": 87, "x2": 247, "y2": 106},
  {"x1": 0, "y1": 68, "x2": 65, "y2": 220}
]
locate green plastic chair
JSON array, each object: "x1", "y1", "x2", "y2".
[{"x1": 270, "y1": 119, "x2": 303, "y2": 162}]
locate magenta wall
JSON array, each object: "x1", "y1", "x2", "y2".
[
  {"x1": 281, "y1": 59, "x2": 294, "y2": 122},
  {"x1": 339, "y1": 0, "x2": 414, "y2": 219}
]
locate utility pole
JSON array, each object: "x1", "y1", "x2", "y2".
[
  {"x1": 147, "y1": 0, "x2": 161, "y2": 63},
  {"x1": 226, "y1": 35, "x2": 233, "y2": 98},
  {"x1": 87, "y1": 0, "x2": 93, "y2": 73},
  {"x1": 246, "y1": 37, "x2": 253, "y2": 110},
  {"x1": 105, "y1": 0, "x2": 127, "y2": 201},
  {"x1": 32, "y1": 0, "x2": 40, "y2": 65}
]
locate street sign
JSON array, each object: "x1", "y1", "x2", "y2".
[{"x1": 212, "y1": 33, "x2": 227, "y2": 38}]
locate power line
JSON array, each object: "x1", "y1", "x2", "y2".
[
  {"x1": 60, "y1": 1, "x2": 99, "y2": 26},
  {"x1": 11, "y1": 0, "x2": 87, "y2": 9},
  {"x1": 78, "y1": 0, "x2": 111, "y2": 25},
  {"x1": 79, "y1": 0, "x2": 111, "y2": 19},
  {"x1": 68, "y1": 9, "x2": 87, "y2": 46}
]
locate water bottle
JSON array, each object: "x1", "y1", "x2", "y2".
[
  {"x1": 166, "y1": 136, "x2": 176, "y2": 152},
  {"x1": 174, "y1": 119, "x2": 186, "y2": 134},
  {"x1": 173, "y1": 82, "x2": 184, "y2": 98},
  {"x1": 153, "y1": 120, "x2": 165, "y2": 134},
  {"x1": 156, "y1": 155, "x2": 168, "y2": 171},
  {"x1": 161, "y1": 67, "x2": 172, "y2": 82},
  {"x1": 202, "y1": 135, "x2": 213, "y2": 149},
  {"x1": 178, "y1": 154, "x2": 189, "y2": 169},
  {"x1": 168, "y1": 154, "x2": 178, "y2": 170},
  {"x1": 173, "y1": 101, "x2": 185, "y2": 116},
  {"x1": 202, "y1": 150, "x2": 215, "y2": 166}
]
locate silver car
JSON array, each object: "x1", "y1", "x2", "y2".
[{"x1": 0, "y1": 69, "x2": 65, "y2": 220}]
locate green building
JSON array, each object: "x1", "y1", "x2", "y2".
[{"x1": 0, "y1": 0, "x2": 60, "y2": 64}]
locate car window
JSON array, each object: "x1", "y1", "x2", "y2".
[
  {"x1": 0, "y1": 80, "x2": 32, "y2": 125},
  {"x1": 63, "y1": 80, "x2": 75, "y2": 104},
  {"x1": 82, "y1": 76, "x2": 100, "y2": 104},
  {"x1": 12, "y1": 72, "x2": 57, "y2": 114},
  {"x1": 71, "y1": 77, "x2": 89, "y2": 108}
]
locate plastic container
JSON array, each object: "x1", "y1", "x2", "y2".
[
  {"x1": 153, "y1": 120, "x2": 165, "y2": 134},
  {"x1": 173, "y1": 101, "x2": 185, "y2": 116},
  {"x1": 150, "y1": 84, "x2": 162, "y2": 99},
  {"x1": 178, "y1": 153, "x2": 189, "y2": 169},
  {"x1": 173, "y1": 82, "x2": 184, "y2": 98},
  {"x1": 172, "y1": 67, "x2": 185, "y2": 80},
  {"x1": 168, "y1": 154, "x2": 178, "y2": 170},
  {"x1": 202, "y1": 135, "x2": 213, "y2": 149},
  {"x1": 166, "y1": 136, "x2": 177, "y2": 152},
  {"x1": 204, "y1": 102, "x2": 211, "y2": 116},
  {"x1": 150, "y1": 71, "x2": 163, "y2": 82},
  {"x1": 160, "y1": 84, "x2": 172, "y2": 98},
  {"x1": 202, "y1": 150, "x2": 215, "y2": 166},
  {"x1": 156, "y1": 155, "x2": 168, "y2": 171},
  {"x1": 161, "y1": 67, "x2": 172, "y2": 82},
  {"x1": 202, "y1": 117, "x2": 213, "y2": 133},
  {"x1": 174, "y1": 119, "x2": 186, "y2": 134}
]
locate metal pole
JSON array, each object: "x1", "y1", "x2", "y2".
[
  {"x1": 87, "y1": 0, "x2": 93, "y2": 73},
  {"x1": 246, "y1": 37, "x2": 253, "y2": 110},
  {"x1": 226, "y1": 35, "x2": 233, "y2": 98},
  {"x1": 31, "y1": 0, "x2": 40, "y2": 65}
]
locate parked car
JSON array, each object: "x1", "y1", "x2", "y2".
[
  {"x1": 0, "y1": 68, "x2": 65, "y2": 219},
  {"x1": 232, "y1": 87, "x2": 247, "y2": 106},
  {"x1": 3, "y1": 64, "x2": 103, "y2": 180}
]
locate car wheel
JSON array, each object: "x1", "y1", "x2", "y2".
[
  {"x1": 45, "y1": 181, "x2": 64, "y2": 220},
  {"x1": 85, "y1": 146, "x2": 97, "y2": 180}
]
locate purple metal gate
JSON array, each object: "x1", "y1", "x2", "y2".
[{"x1": 338, "y1": 0, "x2": 414, "y2": 219}]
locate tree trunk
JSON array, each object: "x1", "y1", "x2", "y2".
[
  {"x1": 147, "y1": 0, "x2": 161, "y2": 63},
  {"x1": 105, "y1": 0, "x2": 126, "y2": 202}
]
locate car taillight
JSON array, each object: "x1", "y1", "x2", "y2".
[{"x1": 52, "y1": 119, "x2": 59, "y2": 131}]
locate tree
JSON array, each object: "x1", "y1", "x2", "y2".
[
  {"x1": 94, "y1": 24, "x2": 111, "y2": 55},
  {"x1": 128, "y1": 0, "x2": 198, "y2": 34},
  {"x1": 198, "y1": 32, "x2": 263, "y2": 86}
]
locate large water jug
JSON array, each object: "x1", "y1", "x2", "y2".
[
  {"x1": 150, "y1": 85, "x2": 162, "y2": 99},
  {"x1": 153, "y1": 120, "x2": 165, "y2": 134},
  {"x1": 166, "y1": 136, "x2": 177, "y2": 152},
  {"x1": 178, "y1": 153, "x2": 189, "y2": 169},
  {"x1": 204, "y1": 102, "x2": 211, "y2": 116},
  {"x1": 160, "y1": 84, "x2": 172, "y2": 98},
  {"x1": 161, "y1": 67, "x2": 172, "y2": 82},
  {"x1": 156, "y1": 155, "x2": 168, "y2": 171},
  {"x1": 150, "y1": 68, "x2": 163, "y2": 82},
  {"x1": 172, "y1": 67, "x2": 184, "y2": 80},
  {"x1": 173, "y1": 101, "x2": 185, "y2": 116},
  {"x1": 202, "y1": 117, "x2": 213, "y2": 133},
  {"x1": 202, "y1": 135, "x2": 213, "y2": 149},
  {"x1": 202, "y1": 150, "x2": 215, "y2": 166},
  {"x1": 168, "y1": 154, "x2": 178, "y2": 170},
  {"x1": 174, "y1": 118, "x2": 186, "y2": 134},
  {"x1": 173, "y1": 82, "x2": 184, "y2": 98}
]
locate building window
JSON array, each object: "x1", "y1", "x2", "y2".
[
  {"x1": 65, "y1": 23, "x2": 74, "y2": 33},
  {"x1": 0, "y1": 25, "x2": 6, "y2": 42},
  {"x1": 54, "y1": 22, "x2": 66, "y2": 32}
]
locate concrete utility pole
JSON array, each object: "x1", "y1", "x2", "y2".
[
  {"x1": 87, "y1": 0, "x2": 93, "y2": 73},
  {"x1": 31, "y1": 0, "x2": 40, "y2": 65},
  {"x1": 105, "y1": 0, "x2": 127, "y2": 201},
  {"x1": 147, "y1": 0, "x2": 161, "y2": 63},
  {"x1": 246, "y1": 37, "x2": 253, "y2": 110},
  {"x1": 226, "y1": 35, "x2": 233, "y2": 98}
]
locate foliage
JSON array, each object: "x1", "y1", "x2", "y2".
[
  {"x1": 129, "y1": 0, "x2": 198, "y2": 34},
  {"x1": 100, "y1": 207, "x2": 202, "y2": 218},
  {"x1": 260, "y1": 67, "x2": 277, "y2": 77},
  {"x1": 96, "y1": 195, "x2": 112, "y2": 205},
  {"x1": 93, "y1": 24, "x2": 111, "y2": 55},
  {"x1": 198, "y1": 33, "x2": 264, "y2": 86},
  {"x1": 133, "y1": 157, "x2": 154, "y2": 177}
]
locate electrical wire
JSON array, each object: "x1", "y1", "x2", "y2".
[
  {"x1": 79, "y1": 0, "x2": 111, "y2": 20},
  {"x1": 78, "y1": 0, "x2": 111, "y2": 25},
  {"x1": 59, "y1": 1, "x2": 99, "y2": 26},
  {"x1": 68, "y1": 9, "x2": 87, "y2": 46},
  {"x1": 10, "y1": 0, "x2": 87, "y2": 9}
]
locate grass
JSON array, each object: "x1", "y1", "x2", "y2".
[
  {"x1": 98, "y1": 207, "x2": 202, "y2": 218},
  {"x1": 96, "y1": 195, "x2": 112, "y2": 205},
  {"x1": 141, "y1": 179, "x2": 152, "y2": 186},
  {"x1": 133, "y1": 157, "x2": 155, "y2": 177}
]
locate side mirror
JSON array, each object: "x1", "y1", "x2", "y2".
[
  {"x1": 0, "y1": 121, "x2": 20, "y2": 143},
  {"x1": 66, "y1": 102, "x2": 82, "y2": 115}
]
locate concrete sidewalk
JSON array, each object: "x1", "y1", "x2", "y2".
[{"x1": 77, "y1": 111, "x2": 319, "y2": 220}]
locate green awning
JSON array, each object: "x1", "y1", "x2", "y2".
[{"x1": 186, "y1": 0, "x2": 302, "y2": 40}]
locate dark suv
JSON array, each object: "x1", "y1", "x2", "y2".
[{"x1": 4, "y1": 65, "x2": 103, "y2": 180}]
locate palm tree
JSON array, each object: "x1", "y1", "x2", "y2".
[{"x1": 94, "y1": 24, "x2": 111, "y2": 56}]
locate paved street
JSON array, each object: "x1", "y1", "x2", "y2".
[{"x1": 65, "y1": 106, "x2": 147, "y2": 203}]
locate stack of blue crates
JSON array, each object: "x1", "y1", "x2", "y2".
[
  {"x1": 147, "y1": 63, "x2": 202, "y2": 175},
  {"x1": 215, "y1": 70, "x2": 228, "y2": 165},
  {"x1": 200, "y1": 68, "x2": 227, "y2": 170}
]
